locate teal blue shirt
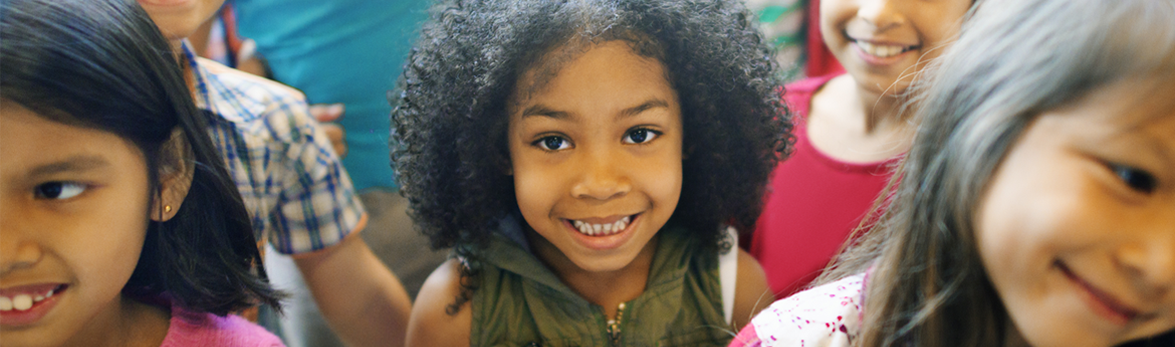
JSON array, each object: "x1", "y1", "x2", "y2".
[{"x1": 232, "y1": 0, "x2": 432, "y2": 191}]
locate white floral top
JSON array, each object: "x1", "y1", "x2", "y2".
[{"x1": 730, "y1": 274, "x2": 866, "y2": 347}]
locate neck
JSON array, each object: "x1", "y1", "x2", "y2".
[
  {"x1": 63, "y1": 294, "x2": 170, "y2": 347},
  {"x1": 528, "y1": 231, "x2": 658, "y2": 320},
  {"x1": 169, "y1": 39, "x2": 198, "y2": 97},
  {"x1": 852, "y1": 83, "x2": 911, "y2": 135}
]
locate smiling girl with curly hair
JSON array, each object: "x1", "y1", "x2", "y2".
[{"x1": 392, "y1": 0, "x2": 791, "y2": 345}]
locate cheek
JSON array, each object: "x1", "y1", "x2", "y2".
[
  {"x1": 819, "y1": 4, "x2": 854, "y2": 47},
  {"x1": 641, "y1": 155, "x2": 682, "y2": 210},
  {"x1": 71, "y1": 199, "x2": 150, "y2": 290},
  {"x1": 511, "y1": 153, "x2": 564, "y2": 221},
  {"x1": 976, "y1": 168, "x2": 1069, "y2": 283}
]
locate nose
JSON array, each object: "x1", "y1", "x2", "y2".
[
  {"x1": 570, "y1": 146, "x2": 631, "y2": 201},
  {"x1": 1116, "y1": 218, "x2": 1175, "y2": 300},
  {"x1": 0, "y1": 206, "x2": 44, "y2": 276},
  {"x1": 857, "y1": 0, "x2": 904, "y2": 31}
]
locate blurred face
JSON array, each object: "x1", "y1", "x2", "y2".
[
  {"x1": 977, "y1": 80, "x2": 1175, "y2": 346},
  {"x1": 507, "y1": 41, "x2": 683, "y2": 274},
  {"x1": 0, "y1": 103, "x2": 151, "y2": 346},
  {"x1": 821, "y1": 0, "x2": 971, "y2": 95},
  {"x1": 137, "y1": 0, "x2": 225, "y2": 41}
]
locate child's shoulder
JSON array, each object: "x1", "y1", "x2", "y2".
[
  {"x1": 406, "y1": 259, "x2": 472, "y2": 347},
  {"x1": 195, "y1": 57, "x2": 311, "y2": 125},
  {"x1": 197, "y1": 57, "x2": 306, "y2": 103},
  {"x1": 160, "y1": 306, "x2": 284, "y2": 347},
  {"x1": 195, "y1": 58, "x2": 326, "y2": 144},
  {"x1": 746, "y1": 274, "x2": 865, "y2": 347}
]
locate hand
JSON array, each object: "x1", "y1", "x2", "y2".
[{"x1": 310, "y1": 103, "x2": 347, "y2": 158}]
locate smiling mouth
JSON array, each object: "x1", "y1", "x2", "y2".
[
  {"x1": 853, "y1": 40, "x2": 918, "y2": 58},
  {"x1": 0, "y1": 284, "x2": 66, "y2": 313},
  {"x1": 1055, "y1": 261, "x2": 1143, "y2": 323},
  {"x1": 569, "y1": 214, "x2": 636, "y2": 237}
]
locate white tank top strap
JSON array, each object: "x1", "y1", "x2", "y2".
[{"x1": 718, "y1": 226, "x2": 739, "y2": 325}]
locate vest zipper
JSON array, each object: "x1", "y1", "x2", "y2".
[{"x1": 607, "y1": 302, "x2": 625, "y2": 346}]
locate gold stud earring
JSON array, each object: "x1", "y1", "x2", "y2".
[{"x1": 164, "y1": 205, "x2": 172, "y2": 213}]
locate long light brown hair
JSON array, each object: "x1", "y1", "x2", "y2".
[{"x1": 818, "y1": 0, "x2": 1175, "y2": 345}]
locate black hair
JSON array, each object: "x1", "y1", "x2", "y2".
[
  {"x1": 391, "y1": 0, "x2": 791, "y2": 312},
  {"x1": 0, "y1": 0, "x2": 282, "y2": 316}
]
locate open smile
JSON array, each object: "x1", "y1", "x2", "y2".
[
  {"x1": 567, "y1": 214, "x2": 638, "y2": 237},
  {"x1": 0, "y1": 284, "x2": 67, "y2": 326},
  {"x1": 847, "y1": 36, "x2": 920, "y2": 61},
  {"x1": 559, "y1": 213, "x2": 646, "y2": 252}
]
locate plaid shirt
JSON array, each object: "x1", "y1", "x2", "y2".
[{"x1": 185, "y1": 44, "x2": 367, "y2": 255}]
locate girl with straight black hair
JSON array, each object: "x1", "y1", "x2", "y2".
[{"x1": 1, "y1": 0, "x2": 283, "y2": 345}]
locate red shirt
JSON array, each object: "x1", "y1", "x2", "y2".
[{"x1": 750, "y1": 74, "x2": 898, "y2": 297}]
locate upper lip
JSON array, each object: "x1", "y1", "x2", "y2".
[
  {"x1": 0, "y1": 283, "x2": 64, "y2": 297},
  {"x1": 1057, "y1": 261, "x2": 1145, "y2": 320}
]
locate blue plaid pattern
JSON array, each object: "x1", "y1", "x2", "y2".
[{"x1": 185, "y1": 44, "x2": 366, "y2": 254}]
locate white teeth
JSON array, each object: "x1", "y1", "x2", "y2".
[
  {"x1": 0, "y1": 288, "x2": 58, "y2": 311},
  {"x1": 571, "y1": 216, "x2": 633, "y2": 237},
  {"x1": 13, "y1": 294, "x2": 33, "y2": 311},
  {"x1": 857, "y1": 41, "x2": 910, "y2": 58}
]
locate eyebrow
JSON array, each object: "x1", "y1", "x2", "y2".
[
  {"x1": 1116, "y1": 120, "x2": 1175, "y2": 168},
  {"x1": 520, "y1": 99, "x2": 671, "y2": 121},
  {"x1": 27, "y1": 155, "x2": 112, "y2": 178},
  {"x1": 1141, "y1": 133, "x2": 1175, "y2": 169}
]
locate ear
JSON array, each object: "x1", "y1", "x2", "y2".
[{"x1": 150, "y1": 128, "x2": 196, "y2": 222}]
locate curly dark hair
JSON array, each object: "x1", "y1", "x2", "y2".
[{"x1": 391, "y1": 0, "x2": 792, "y2": 311}]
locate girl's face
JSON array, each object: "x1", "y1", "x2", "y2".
[
  {"x1": 0, "y1": 103, "x2": 153, "y2": 346},
  {"x1": 507, "y1": 41, "x2": 683, "y2": 274},
  {"x1": 976, "y1": 80, "x2": 1175, "y2": 346},
  {"x1": 821, "y1": 0, "x2": 971, "y2": 96}
]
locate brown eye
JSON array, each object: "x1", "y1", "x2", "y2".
[
  {"x1": 534, "y1": 136, "x2": 571, "y2": 151},
  {"x1": 1113, "y1": 165, "x2": 1157, "y2": 194},
  {"x1": 623, "y1": 128, "x2": 660, "y2": 144},
  {"x1": 35, "y1": 181, "x2": 86, "y2": 200}
]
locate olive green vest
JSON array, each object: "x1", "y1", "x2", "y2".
[{"x1": 470, "y1": 226, "x2": 732, "y2": 347}]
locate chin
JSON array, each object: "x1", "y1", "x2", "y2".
[{"x1": 567, "y1": 252, "x2": 639, "y2": 273}]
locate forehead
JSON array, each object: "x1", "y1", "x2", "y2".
[
  {"x1": 509, "y1": 39, "x2": 671, "y2": 109},
  {"x1": 0, "y1": 103, "x2": 142, "y2": 175},
  {"x1": 1033, "y1": 78, "x2": 1175, "y2": 150},
  {"x1": 1052, "y1": 78, "x2": 1175, "y2": 126}
]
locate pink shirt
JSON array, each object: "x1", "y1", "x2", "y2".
[
  {"x1": 160, "y1": 304, "x2": 285, "y2": 347},
  {"x1": 729, "y1": 274, "x2": 866, "y2": 347},
  {"x1": 750, "y1": 74, "x2": 898, "y2": 297}
]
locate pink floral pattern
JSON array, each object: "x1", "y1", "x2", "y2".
[{"x1": 742, "y1": 274, "x2": 865, "y2": 347}]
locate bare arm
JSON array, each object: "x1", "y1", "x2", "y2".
[
  {"x1": 406, "y1": 259, "x2": 472, "y2": 347},
  {"x1": 294, "y1": 234, "x2": 413, "y2": 347},
  {"x1": 731, "y1": 249, "x2": 773, "y2": 330}
]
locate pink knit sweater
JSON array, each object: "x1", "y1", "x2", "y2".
[{"x1": 159, "y1": 304, "x2": 285, "y2": 347}]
